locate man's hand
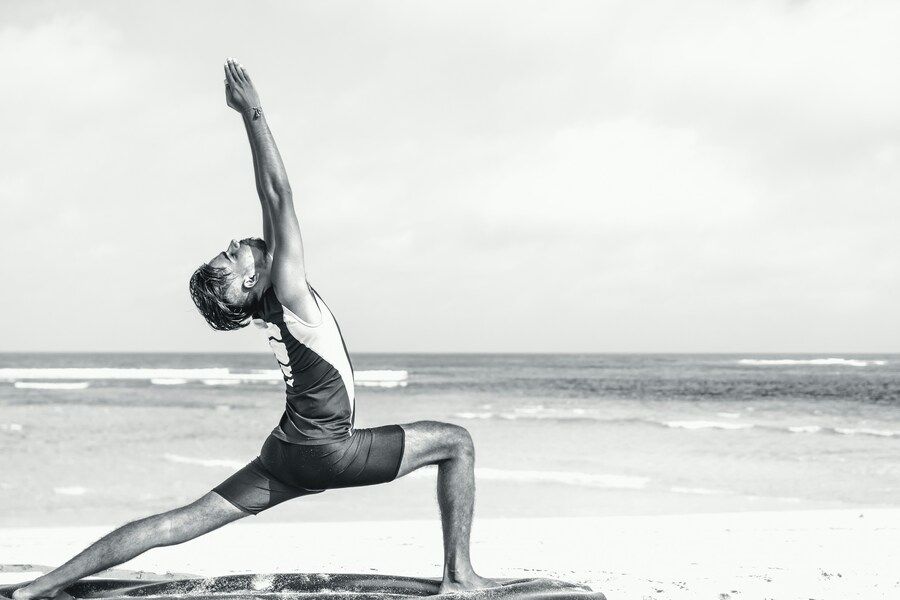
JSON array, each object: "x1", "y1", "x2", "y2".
[{"x1": 224, "y1": 58, "x2": 261, "y2": 113}]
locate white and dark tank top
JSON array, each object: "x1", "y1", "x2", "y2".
[{"x1": 252, "y1": 286, "x2": 355, "y2": 445}]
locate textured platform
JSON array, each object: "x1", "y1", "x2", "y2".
[{"x1": 0, "y1": 573, "x2": 605, "y2": 600}]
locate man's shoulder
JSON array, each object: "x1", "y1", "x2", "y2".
[{"x1": 271, "y1": 282, "x2": 324, "y2": 327}]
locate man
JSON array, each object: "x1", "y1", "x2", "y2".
[{"x1": 13, "y1": 59, "x2": 494, "y2": 600}]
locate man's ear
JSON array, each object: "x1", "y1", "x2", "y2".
[{"x1": 243, "y1": 272, "x2": 259, "y2": 289}]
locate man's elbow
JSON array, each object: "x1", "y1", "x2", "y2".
[{"x1": 264, "y1": 182, "x2": 293, "y2": 208}]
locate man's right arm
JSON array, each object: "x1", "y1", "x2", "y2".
[{"x1": 225, "y1": 59, "x2": 320, "y2": 323}]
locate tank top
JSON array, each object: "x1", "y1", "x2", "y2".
[{"x1": 252, "y1": 285, "x2": 355, "y2": 444}]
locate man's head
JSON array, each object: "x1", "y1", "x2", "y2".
[{"x1": 189, "y1": 237, "x2": 271, "y2": 331}]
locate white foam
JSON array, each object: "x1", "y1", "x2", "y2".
[
  {"x1": 454, "y1": 412, "x2": 494, "y2": 419},
  {"x1": 664, "y1": 420, "x2": 753, "y2": 430},
  {"x1": 163, "y1": 454, "x2": 244, "y2": 470},
  {"x1": 788, "y1": 425, "x2": 823, "y2": 434},
  {"x1": 1, "y1": 423, "x2": 23, "y2": 432},
  {"x1": 354, "y1": 370, "x2": 409, "y2": 388},
  {"x1": 466, "y1": 405, "x2": 596, "y2": 421},
  {"x1": 409, "y1": 466, "x2": 649, "y2": 489},
  {"x1": 53, "y1": 486, "x2": 87, "y2": 496},
  {"x1": 670, "y1": 486, "x2": 731, "y2": 495},
  {"x1": 250, "y1": 574, "x2": 276, "y2": 591},
  {"x1": 151, "y1": 378, "x2": 188, "y2": 385},
  {"x1": 738, "y1": 358, "x2": 886, "y2": 367},
  {"x1": 0, "y1": 368, "x2": 409, "y2": 387},
  {"x1": 476, "y1": 468, "x2": 649, "y2": 489},
  {"x1": 201, "y1": 379, "x2": 241, "y2": 386},
  {"x1": 834, "y1": 427, "x2": 899, "y2": 438},
  {"x1": 716, "y1": 412, "x2": 741, "y2": 419},
  {"x1": 14, "y1": 381, "x2": 89, "y2": 390},
  {"x1": 1, "y1": 368, "x2": 234, "y2": 381},
  {"x1": 355, "y1": 380, "x2": 408, "y2": 388}
]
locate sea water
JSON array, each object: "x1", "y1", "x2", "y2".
[{"x1": 0, "y1": 353, "x2": 897, "y2": 526}]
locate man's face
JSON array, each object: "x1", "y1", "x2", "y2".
[{"x1": 207, "y1": 237, "x2": 268, "y2": 304}]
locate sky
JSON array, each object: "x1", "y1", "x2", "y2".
[{"x1": 1, "y1": 0, "x2": 898, "y2": 353}]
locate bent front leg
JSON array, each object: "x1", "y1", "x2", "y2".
[{"x1": 396, "y1": 420, "x2": 496, "y2": 592}]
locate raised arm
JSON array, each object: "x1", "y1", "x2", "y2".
[{"x1": 224, "y1": 59, "x2": 320, "y2": 323}]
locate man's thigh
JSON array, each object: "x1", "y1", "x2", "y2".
[
  {"x1": 212, "y1": 456, "x2": 312, "y2": 515},
  {"x1": 396, "y1": 420, "x2": 470, "y2": 478}
]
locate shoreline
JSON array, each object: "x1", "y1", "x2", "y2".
[{"x1": 2, "y1": 508, "x2": 897, "y2": 599}]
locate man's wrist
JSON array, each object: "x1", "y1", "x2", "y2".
[{"x1": 242, "y1": 106, "x2": 263, "y2": 121}]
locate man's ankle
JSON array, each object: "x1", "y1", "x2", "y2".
[{"x1": 444, "y1": 565, "x2": 477, "y2": 581}]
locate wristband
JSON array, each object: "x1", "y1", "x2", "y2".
[{"x1": 244, "y1": 106, "x2": 263, "y2": 120}]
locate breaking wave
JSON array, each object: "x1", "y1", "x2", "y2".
[
  {"x1": 738, "y1": 358, "x2": 886, "y2": 367},
  {"x1": 13, "y1": 381, "x2": 89, "y2": 390},
  {"x1": 354, "y1": 370, "x2": 409, "y2": 388},
  {"x1": 833, "y1": 427, "x2": 899, "y2": 438},
  {"x1": 787, "y1": 425, "x2": 822, "y2": 434},
  {"x1": 670, "y1": 486, "x2": 731, "y2": 495},
  {"x1": 150, "y1": 378, "x2": 188, "y2": 385},
  {"x1": 453, "y1": 409, "x2": 900, "y2": 439},
  {"x1": 163, "y1": 454, "x2": 244, "y2": 470},
  {"x1": 53, "y1": 486, "x2": 87, "y2": 496},
  {"x1": 409, "y1": 466, "x2": 649, "y2": 489},
  {"x1": 1, "y1": 368, "x2": 408, "y2": 387},
  {"x1": 663, "y1": 420, "x2": 753, "y2": 430}
]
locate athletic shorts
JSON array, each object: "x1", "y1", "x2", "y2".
[{"x1": 213, "y1": 425, "x2": 405, "y2": 514}]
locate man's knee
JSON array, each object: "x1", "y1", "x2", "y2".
[
  {"x1": 398, "y1": 421, "x2": 477, "y2": 475},
  {"x1": 441, "y1": 422, "x2": 475, "y2": 461}
]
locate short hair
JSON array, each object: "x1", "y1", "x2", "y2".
[{"x1": 188, "y1": 264, "x2": 257, "y2": 331}]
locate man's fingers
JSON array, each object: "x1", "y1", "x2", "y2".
[
  {"x1": 227, "y1": 59, "x2": 242, "y2": 84},
  {"x1": 233, "y1": 61, "x2": 248, "y2": 85},
  {"x1": 238, "y1": 65, "x2": 252, "y2": 83},
  {"x1": 224, "y1": 60, "x2": 236, "y2": 87}
]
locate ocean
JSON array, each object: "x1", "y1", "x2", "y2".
[{"x1": 1, "y1": 353, "x2": 898, "y2": 527}]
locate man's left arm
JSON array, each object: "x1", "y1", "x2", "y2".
[{"x1": 225, "y1": 59, "x2": 319, "y2": 323}]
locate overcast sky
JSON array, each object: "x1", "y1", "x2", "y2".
[{"x1": 2, "y1": 1, "x2": 898, "y2": 353}]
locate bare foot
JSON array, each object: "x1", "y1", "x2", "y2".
[
  {"x1": 439, "y1": 573, "x2": 500, "y2": 594},
  {"x1": 12, "y1": 585, "x2": 73, "y2": 600}
]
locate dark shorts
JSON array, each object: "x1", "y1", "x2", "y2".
[{"x1": 213, "y1": 425, "x2": 405, "y2": 514}]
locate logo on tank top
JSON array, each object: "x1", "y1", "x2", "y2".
[{"x1": 266, "y1": 328, "x2": 294, "y2": 387}]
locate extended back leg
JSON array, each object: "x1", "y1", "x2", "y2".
[{"x1": 13, "y1": 492, "x2": 247, "y2": 600}]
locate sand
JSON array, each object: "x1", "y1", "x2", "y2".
[{"x1": 1, "y1": 509, "x2": 898, "y2": 599}]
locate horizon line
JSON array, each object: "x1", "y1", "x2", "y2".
[{"x1": 0, "y1": 350, "x2": 898, "y2": 356}]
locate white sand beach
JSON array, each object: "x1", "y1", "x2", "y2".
[{"x1": 1, "y1": 509, "x2": 897, "y2": 600}]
